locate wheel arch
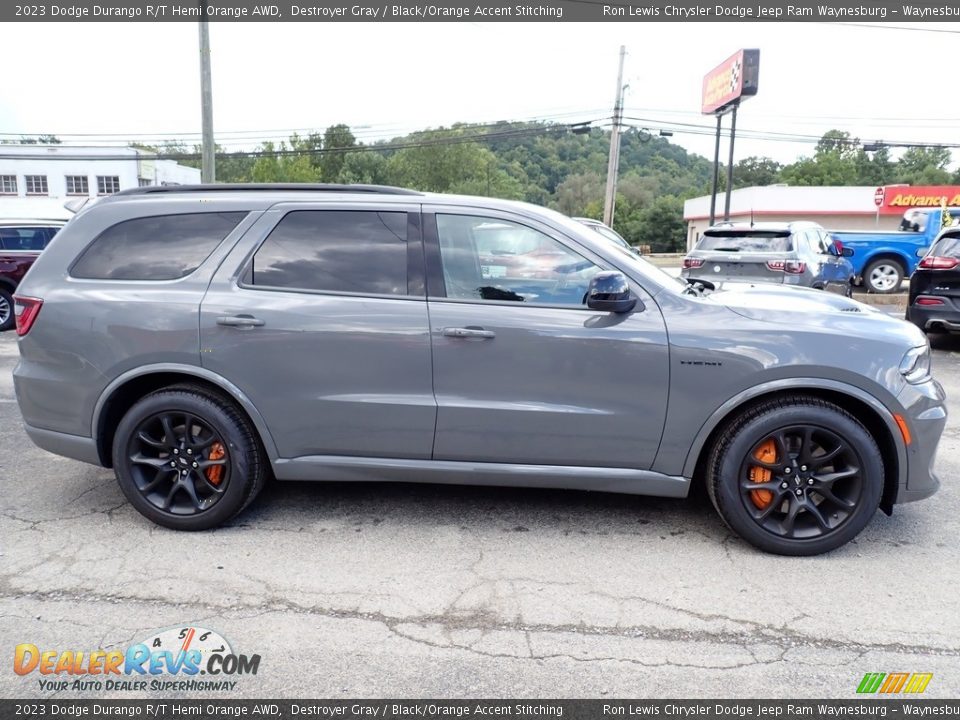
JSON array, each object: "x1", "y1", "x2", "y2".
[
  {"x1": 862, "y1": 250, "x2": 911, "y2": 275},
  {"x1": 684, "y1": 380, "x2": 905, "y2": 514},
  {"x1": 92, "y1": 364, "x2": 279, "y2": 468}
]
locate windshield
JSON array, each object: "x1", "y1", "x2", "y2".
[
  {"x1": 593, "y1": 225, "x2": 630, "y2": 248},
  {"x1": 697, "y1": 231, "x2": 793, "y2": 253}
]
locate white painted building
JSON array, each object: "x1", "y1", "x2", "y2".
[
  {"x1": 683, "y1": 185, "x2": 897, "y2": 251},
  {"x1": 0, "y1": 145, "x2": 200, "y2": 201}
]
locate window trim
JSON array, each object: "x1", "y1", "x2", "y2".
[
  {"x1": 0, "y1": 175, "x2": 18, "y2": 195},
  {"x1": 422, "y1": 208, "x2": 618, "y2": 311},
  {"x1": 236, "y1": 208, "x2": 426, "y2": 300},
  {"x1": 24, "y1": 175, "x2": 48, "y2": 196},
  {"x1": 65, "y1": 175, "x2": 89, "y2": 196}
]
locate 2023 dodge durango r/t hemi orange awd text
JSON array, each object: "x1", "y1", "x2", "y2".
[{"x1": 12, "y1": 184, "x2": 947, "y2": 555}]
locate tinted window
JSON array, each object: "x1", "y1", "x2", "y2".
[
  {"x1": 246, "y1": 211, "x2": 408, "y2": 296},
  {"x1": 72, "y1": 212, "x2": 245, "y2": 280},
  {"x1": 0, "y1": 226, "x2": 60, "y2": 251},
  {"x1": 436, "y1": 214, "x2": 600, "y2": 305},
  {"x1": 697, "y1": 232, "x2": 793, "y2": 253},
  {"x1": 931, "y1": 233, "x2": 960, "y2": 258}
]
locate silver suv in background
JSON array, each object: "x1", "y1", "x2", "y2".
[
  {"x1": 12, "y1": 185, "x2": 945, "y2": 555},
  {"x1": 682, "y1": 222, "x2": 856, "y2": 295}
]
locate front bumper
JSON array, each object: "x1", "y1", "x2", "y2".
[{"x1": 895, "y1": 377, "x2": 947, "y2": 504}]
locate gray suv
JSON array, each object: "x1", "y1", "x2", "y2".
[
  {"x1": 12, "y1": 185, "x2": 946, "y2": 555},
  {"x1": 682, "y1": 222, "x2": 856, "y2": 295}
]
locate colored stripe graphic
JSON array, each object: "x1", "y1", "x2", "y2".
[
  {"x1": 880, "y1": 673, "x2": 910, "y2": 693},
  {"x1": 904, "y1": 674, "x2": 933, "y2": 694},
  {"x1": 857, "y1": 673, "x2": 886, "y2": 694}
]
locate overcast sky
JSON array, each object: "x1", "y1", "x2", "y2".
[{"x1": 3, "y1": 21, "x2": 959, "y2": 167}]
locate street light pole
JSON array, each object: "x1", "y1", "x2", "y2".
[
  {"x1": 603, "y1": 45, "x2": 626, "y2": 228},
  {"x1": 198, "y1": 1, "x2": 215, "y2": 183}
]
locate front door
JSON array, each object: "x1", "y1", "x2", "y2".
[
  {"x1": 424, "y1": 208, "x2": 669, "y2": 470},
  {"x1": 200, "y1": 203, "x2": 436, "y2": 460}
]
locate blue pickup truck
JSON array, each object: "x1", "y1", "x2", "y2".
[{"x1": 832, "y1": 208, "x2": 960, "y2": 293}]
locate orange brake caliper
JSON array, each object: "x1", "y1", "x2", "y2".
[
  {"x1": 748, "y1": 439, "x2": 777, "y2": 509},
  {"x1": 206, "y1": 442, "x2": 226, "y2": 486}
]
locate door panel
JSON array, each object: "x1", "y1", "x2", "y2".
[
  {"x1": 425, "y1": 209, "x2": 669, "y2": 469},
  {"x1": 200, "y1": 203, "x2": 436, "y2": 460}
]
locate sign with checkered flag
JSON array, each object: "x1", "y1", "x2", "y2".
[{"x1": 702, "y1": 49, "x2": 759, "y2": 115}]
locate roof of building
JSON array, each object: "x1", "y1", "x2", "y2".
[{"x1": 684, "y1": 185, "x2": 880, "y2": 221}]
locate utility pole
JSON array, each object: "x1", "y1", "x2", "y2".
[
  {"x1": 603, "y1": 45, "x2": 626, "y2": 228},
  {"x1": 198, "y1": 0, "x2": 215, "y2": 183},
  {"x1": 723, "y1": 104, "x2": 738, "y2": 221}
]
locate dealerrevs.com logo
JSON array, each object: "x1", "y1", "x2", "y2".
[
  {"x1": 856, "y1": 673, "x2": 933, "y2": 694},
  {"x1": 13, "y1": 625, "x2": 260, "y2": 693}
]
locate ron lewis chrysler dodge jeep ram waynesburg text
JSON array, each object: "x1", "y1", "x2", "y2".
[{"x1": 12, "y1": 184, "x2": 947, "y2": 555}]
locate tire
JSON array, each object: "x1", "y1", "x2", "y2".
[
  {"x1": 864, "y1": 259, "x2": 904, "y2": 294},
  {"x1": 706, "y1": 396, "x2": 883, "y2": 556},
  {"x1": 0, "y1": 288, "x2": 14, "y2": 331},
  {"x1": 112, "y1": 384, "x2": 268, "y2": 530}
]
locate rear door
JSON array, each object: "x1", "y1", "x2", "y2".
[
  {"x1": 694, "y1": 229, "x2": 790, "y2": 284},
  {"x1": 200, "y1": 202, "x2": 436, "y2": 460}
]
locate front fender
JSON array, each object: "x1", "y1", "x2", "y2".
[{"x1": 678, "y1": 377, "x2": 907, "y2": 487}]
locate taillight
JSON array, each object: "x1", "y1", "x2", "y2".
[
  {"x1": 918, "y1": 256, "x2": 959, "y2": 270},
  {"x1": 766, "y1": 260, "x2": 806, "y2": 274},
  {"x1": 683, "y1": 257, "x2": 704, "y2": 269},
  {"x1": 13, "y1": 296, "x2": 43, "y2": 336},
  {"x1": 915, "y1": 296, "x2": 946, "y2": 306}
]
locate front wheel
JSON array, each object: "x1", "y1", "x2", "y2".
[
  {"x1": 707, "y1": 396, "x2": 883, "y2": 556},
  {"x1": 112, "y1": 385, "x2": 268, "y2": 530},
  {"x1": 864, "y1": 259, "x2": 904, "y2": 294}
]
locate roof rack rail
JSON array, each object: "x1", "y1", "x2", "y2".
[{"x1": 113, "y1": 183, "x2": 422, "y2": 197}]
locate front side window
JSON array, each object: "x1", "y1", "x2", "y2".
[
  {"x1": 436, "y1": 214, "x2": 600, "y2": 305},
  {"x1": 24, "y1": 175, "x2": 48, "y2": 195},
  {"x1": 244, "y1": 210, "x2": 409, "y2": 296},
  {"x1": 0, "y1": 175, "x2": 18, "y2": 194},
  {"x1": 0, "y1": 226, "x2": 60, "y2": 250},
  {"x1": 97, "y1": 175, "x2": 120, "y2": 195},
  {"x1": 65, "y1": 175, "x2": 89, "y2": 195},
  {"x1": 71, "y1": 212, "x2": 246, "y2": 280}
]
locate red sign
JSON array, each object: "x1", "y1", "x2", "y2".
[
  {"x1": 701, "y1": 49, "x2": 760, "y2": 115},
  {"x1": 878, "y1": 185, "x2": 960, "y2": 215},
  {"x1": 874, "y1": 187, "x2": 884, "y2": 207}
]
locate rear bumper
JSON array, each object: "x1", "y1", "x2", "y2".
[
  {"x1": 22, "y1": 422, "x2": 102, "y2": 466},
  {"x1": 906, "y1": 299, "x2": 960, "y2": 332}
]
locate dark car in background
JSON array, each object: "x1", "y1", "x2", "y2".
[
  {"x1": 0, "y1": 220, "x2": 64, "y2": 330},
  {"x1": 907, "y1": 226, "x2": 960, "y2": 334},
  {"x1": 682, "y1": 222, "x2": 855, "y2": 295},
  {"x1": 572, "y1": 217, "x2": 637, "y2": 253}
]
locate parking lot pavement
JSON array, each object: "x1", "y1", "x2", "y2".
[{"x1": 1, "y1": 330, "x2": 958, "y2": 700}]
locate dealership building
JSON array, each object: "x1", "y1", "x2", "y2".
[
  {"x1": 682, "y1": 184, "x2": 960, "y2": 250},
  {"x1": 0, "y1": 145, "x2": 200, "y2": 201}
]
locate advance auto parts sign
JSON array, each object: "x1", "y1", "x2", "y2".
[
  {"x1": 701, "y1": 49, "x2": 760, "y2": 115},
  {"x1": 881, "y1": 185, "x2": 960, "y2": 213}
]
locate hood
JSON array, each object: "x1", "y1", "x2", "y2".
[{"x1": 709, "y1": 282, "x2": 926, "y2": 345}]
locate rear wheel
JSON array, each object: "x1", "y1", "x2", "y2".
[
  {"x1": 112, "y1": 385, "x2": 268, "y2": 530},
  {"x1": 0, "y1": 289, "x2": 14, "y2": 331},
  {"x1": 864, "y1": 259, "x2": 904, "y2": 294},
  {"x1": 707, "y1": 396, "x2": 883, "y2": 556}
]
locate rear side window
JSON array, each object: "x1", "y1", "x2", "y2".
[
  {"x1": 243, "y1": 210, "x2": 408, "y2": 296},
  {"x1": 931, "y1": 234, "x2": 960, "y2": 258},
  {"x1": 71, "y1": 212, "x2": 246, "y2": 280},
  {"x1": 0, "y1": 226, "x2": 60, "y2": 250},
  {"x1": 697, "y1": 232, "x2": 793, "y2": 253}
]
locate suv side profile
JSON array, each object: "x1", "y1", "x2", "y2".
[{"x1": 13, "y1": 185, "x2": 946, "y2": 555}]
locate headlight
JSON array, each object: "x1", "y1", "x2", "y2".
[{"x1": 900, "y1": 344, "x2": 932, "y2": 384}]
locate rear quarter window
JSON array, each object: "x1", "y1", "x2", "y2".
[
  {"x1": 71, "y1": 212, "x2": 246, "y2": 280},
  {"x1": 697, "y1": 232, "x2": 793, "y2": 253}
]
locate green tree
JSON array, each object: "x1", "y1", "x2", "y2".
[
  {"x1": 896, "y1": 146, "x2": 952, "y2": 185},
  {"x1": 319, "y1": 124, "x2": 356, "y2": 182},
  {"x1": 732, "y1": 156, "x2": 782, "y2": 188},
  {"x1": 250, "y1": 142, "x2": 318, "y2": 182}
]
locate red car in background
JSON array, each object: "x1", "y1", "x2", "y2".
[{"x1": 0, "y1": 220, "x2": 64, "y2": 330}]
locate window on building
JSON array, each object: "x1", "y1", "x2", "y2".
[
  {"x1": 24, "y1": 175, "x2": 48, "y2": 195},
  {"x1": 97, "y1": 176, "x2": 121, "y2": 195},
  {"x1": 243, "y1": 210, "x2": 409, "y2": 296},
  {"x1": 65, "y1": 175, "x2": 89, "y2": 195},
  {"x1": 1, "y1": 175, "x2": 18, "y2": 194},
  {"x1": 138, "y1": 178, "x2": 152, "y2": 187},
  {"x1": 71, "y1": 212, "x2": 247, "y2": 281}
]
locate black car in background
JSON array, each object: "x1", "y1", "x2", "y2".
[{"x1": 907, "y1": 227, "x2": 960, "y2": 334}]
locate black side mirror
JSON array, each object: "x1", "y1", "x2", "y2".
[
  {"x1": 585, "y1": 271, "x2": 637, "y2": 313},
  {"x1": 841, "y1": 247, "x2": 854, "y2": 258}
]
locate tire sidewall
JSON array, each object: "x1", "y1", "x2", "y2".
[
  {"x1": 112, "y1": 391, "x2": 255, "y2": 530},
  {"x1": 714, "y1": 405, "x2": 883, "y2": 556}
]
